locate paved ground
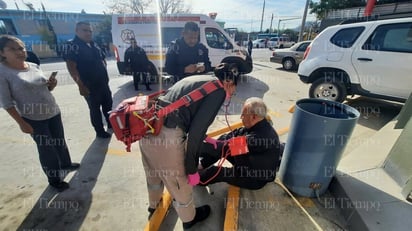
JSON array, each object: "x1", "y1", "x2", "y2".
[{"x1": 0, "y1": 56, "x2": 404, "y2": 230}]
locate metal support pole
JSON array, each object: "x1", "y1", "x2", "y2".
[
  {"x1": 260, "y1": 0, "x2": 265, "y2": 32},
  {"x1": 277, "y1": 19, "x2": 281, "y2": 37},
  {"x1": 270, "y1": 13, "x2": 274, "y2": 33},
  {"x1": 298, "y1": 0, "x2": 310, "y2": 42}
]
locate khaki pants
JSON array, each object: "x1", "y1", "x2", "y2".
[{"x1": 139, "y1": 127, "x2": 195, "y2": 222}]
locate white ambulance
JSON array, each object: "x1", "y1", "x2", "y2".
[{"x1": 111, "y1": 14, "x2": 253, "y2": 78}]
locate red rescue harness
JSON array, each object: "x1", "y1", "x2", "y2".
[{"x1": 109, "y1": 80, "x2": 223, "y2": 151}]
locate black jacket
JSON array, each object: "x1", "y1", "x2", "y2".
[
  {"x1": 159, "y1": 75, "x2": 225, "y2": 174},
  {"x1": 218, "y1": 119, "x2": 281, "y2": 182},
  {"x1": 124, "y1": 45, "x2": 151, "y2": 72},
  {"x1": 165, "y1": 38, "x2": 212, "y2": 79},
  {"x1": 63, "y1": 36, "x2": 109, "y2": 89}
]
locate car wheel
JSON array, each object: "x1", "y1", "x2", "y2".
[
  {"x1": 282, "y1": 58, "x2": 296, "y2": 71},
  {"x1": 309, "y1": 78, "x2": 347, "y2": 102}
]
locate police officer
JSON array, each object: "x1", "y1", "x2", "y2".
[
  {"x1": 165, "y1": 21, "x2": 212, "y2": 82},
  {"x1": 124, "y1": 37, "x2": 152, "y2": 91},
  {"x1": 64, "y1": 21, "x2": 113, "y2": 139}
]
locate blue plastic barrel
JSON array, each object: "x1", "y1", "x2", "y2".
[{"x1": 279, "y1": 98, "x2": 360, "y2": 197}]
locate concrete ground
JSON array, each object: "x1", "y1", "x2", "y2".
[{"x1": 0, "y1": 59, "x2": 406, "y2": 230}]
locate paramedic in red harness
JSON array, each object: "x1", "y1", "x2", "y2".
[
  {"x1": 199, "y1": 97, "x2": 281, "y2": 190},
  {"x1": 139, "y1": 63, "x2": 238, "y2": 229}
]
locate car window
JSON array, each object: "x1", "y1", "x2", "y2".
[
  {"x1": 296, "y1": 42, "x2": 310, "y2": 52},
  {"x1": 362, "y1": 22, "x2": 412, "y2": 53},
  {"x1": 330, "y1": 27, "x2": 364, "y2": 48}
]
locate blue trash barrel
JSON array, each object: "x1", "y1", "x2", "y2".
[{"x1": 278, "y1": 98, "x2": 360, "y2": 197}]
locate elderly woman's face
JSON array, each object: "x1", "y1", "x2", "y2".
[{"x1": 0, "y1": 40, "x2": 27, "y2": 63}]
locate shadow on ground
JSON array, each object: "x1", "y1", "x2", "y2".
[
  {"x1": 17, "y1": 138, "x2": 110, "y2": 230},
  {"x1": 110, "y1": 74, "x2": 269, "y2": 117},
  {"x1": 345, "y1": 97, "x2": 403, "y2": 130}
]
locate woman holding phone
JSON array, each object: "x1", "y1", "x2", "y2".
[{"x1": 0, "y1": 35, "x2": 79, "y2": 192}]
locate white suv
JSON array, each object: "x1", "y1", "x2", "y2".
[
  {"x1": 268, "y1": 36, "x2": 295, "y2": 49},
  {"x1": 298, "y1": 17, "x2": 412, "y2": 102}
]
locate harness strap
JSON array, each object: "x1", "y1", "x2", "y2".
[{"x1": 156, "y1": 80, "x2": 223, "y2": 118}]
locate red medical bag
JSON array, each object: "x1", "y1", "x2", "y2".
[{"x1": 110, "y1": 80, "x2": 223, "y2": 152}]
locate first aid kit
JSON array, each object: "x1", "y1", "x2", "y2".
[{"x1": 228, "y1": 136, "x2": 249, "y2": 156}]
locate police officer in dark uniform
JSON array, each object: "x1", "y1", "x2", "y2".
[
  {"x1": 64, "y1": 21, "x2": 113, "y2": 139},
  {"x1": 165, "y1": 21, "x2": 212, "y2": 82},
  {"x1": 124, "y1": 37, "x2": 152, "y2": 91}
]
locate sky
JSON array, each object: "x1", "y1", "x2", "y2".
[{"x1": 1, "y1": 0, "x2": 317, "y2": 32}]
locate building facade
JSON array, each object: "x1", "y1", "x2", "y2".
[{"x1": 0, "y1": 9, "x2": 108, "y2": 58}]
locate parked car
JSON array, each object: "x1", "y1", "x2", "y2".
[
  {"x1": 298, "y1": 17, "x2": 412, "y2": 102},
  {"x1": 252, "y1": 39, "x2": 266, "y2": 48},
  {"x1": 267, "y1": 36, "x2": 295, "y2": 49},
  {"x1": 270, "y1": 40, "x2": 312, "y2": 71}
]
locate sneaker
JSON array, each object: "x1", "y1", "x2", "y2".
[
  {"x1": 96, "y1": 131, "x2": 111, "y2": 138},
  {"x1": 63, "y1": 163, "x2": 80, "y2": 172},
  {"x1": 49, "y1": 181, "x2": 70, "y2": 192},
  {"x1": 182, "y1": 205, "x2": 211, "y2": 229}
]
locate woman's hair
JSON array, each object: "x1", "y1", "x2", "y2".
[
  {"x1": 244, "y1": 97, "x2": 267, "y2": 118},
  {"x1": 214, "y1": 63, "x2": 239, "y2": 85},
  {"x1": 0, "y1": 35, "x2": 25, "y2": 62}
]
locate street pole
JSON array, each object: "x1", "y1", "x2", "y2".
[
  {"x1": 299, "y1": 0, "x2": 310, "y2": 42},
  {"x1": 270, "y1": 13, "x2": 274, "y2": 33},
  {"x1": 277, "y1": 19, "x2": 281, "y2": 37},
  {"x1": 260, "y1": 0, "x2": 265, "y2": 32},
  {"x1": 277, "y1": 17, "x2": 300, "y2": 38}
]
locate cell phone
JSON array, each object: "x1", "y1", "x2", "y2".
[{"x1": 49, "y1": 71, "x2": 58, "y2": 80}]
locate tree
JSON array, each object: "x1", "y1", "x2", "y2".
[
  {"x1": 103, "y1": 0, "x2": 151, "y2": 14},
  {"x1": 309, "y1": 0, "x2": 366, "y2": 20},
  {"x1": 103, "y1": 0, "x2": 191, "y2": 14},
  {"x1": 158, "y1": 0, "x2": 191, "y2": 14},
  {"x1": 93, "y1": 15, "x2": 113, "y2": 49},
  {"x1": 309, "y1": 0, "x2": 411, "y2": 20}
]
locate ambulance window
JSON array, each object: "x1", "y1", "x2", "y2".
[
  {"x1": 205, "y1": 27, "x2": 232, "y2": 50},
  {"x1": 161, "y1": 27, "x2": 183, "y2": 47}
]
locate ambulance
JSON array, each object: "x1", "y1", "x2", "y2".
[{"x1": 111, "y1": 14, "x2": 253, "y2": 78}]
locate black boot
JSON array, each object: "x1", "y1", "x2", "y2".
[
  {"x1": 145, "y1": 84, "x2": 152, "y2": 91},
  {"x1": 182, "y1": 205, "x2": 211, "y2": 229},
  {"x1": 148, "y1": 207, "x2": 156, "y2": 220}
]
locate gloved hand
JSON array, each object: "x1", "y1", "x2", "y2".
[
  {"x1": 187, "y1": 172, "x2": 200, "y2": 186},
  {"x1": 204, "y1": 136, "x2": 218, "y2": 149}
]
